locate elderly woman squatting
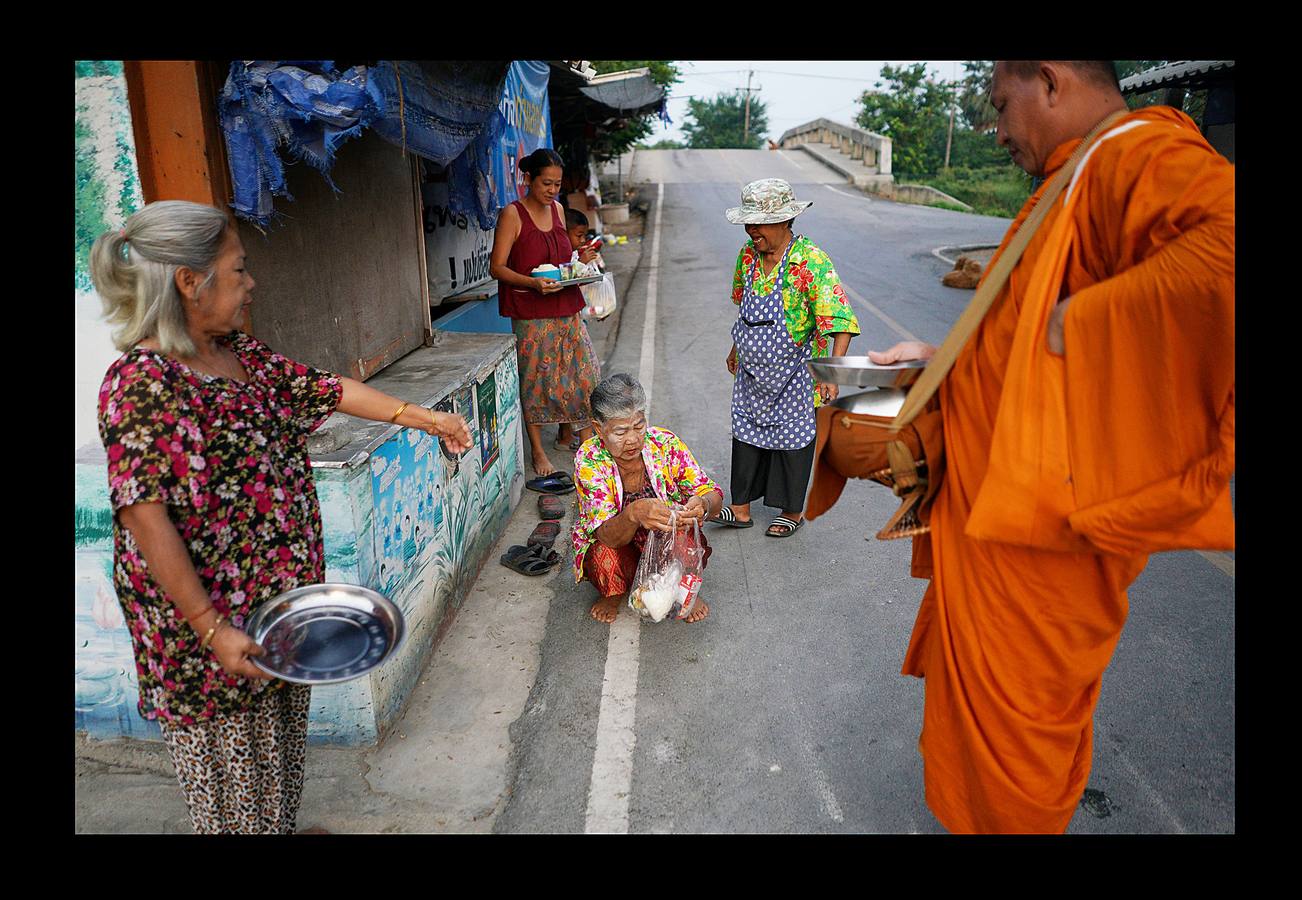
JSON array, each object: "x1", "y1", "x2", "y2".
[{"x1": 572, "y1": 374, "x2": 723, "y2": 624}]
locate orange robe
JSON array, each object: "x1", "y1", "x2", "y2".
[{"x1": 902, "y1": 106, "x2": 1234, "y2": 833}]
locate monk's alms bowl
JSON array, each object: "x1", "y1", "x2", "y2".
[
  {"x1": 808, "y1": 356, "x2": 927, "y2": 389},
  {"x1": 832, "y1": 387, "x2": 908, "y2": 418},
  {"x1": 244, "y1": 583, "x2": 406, "y2": 685}
]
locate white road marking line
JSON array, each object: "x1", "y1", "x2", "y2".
[
  {"x1": 584, "y1": 616, "x2": 640, "y2": 833},
  {"x1": 823, "y1": 183, "x2": 872, "y2": 202},
  {"x1": 584, "y1": 182, "x2": 664, "y2": 834},
  {"x1": 777, "y1": 149, "x2": 833, "y2": 182},
  {"x1": 1111, "y1": 743, "x2": 1187, "y2": 834},
  {"x1": 1197, "y1": 550, "x2": 1235, "y2": 579},
  {"x1": 801, "y1": 740, "x2": 845, "y2": 823},
  {"x1": 839, "y1": 282, "x2": 921, "y2": 344}
]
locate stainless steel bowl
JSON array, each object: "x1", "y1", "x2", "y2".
[
  {"x1": 243, "y1": 584, "x2": 406, "y2": 685},
  {"x1": 832, "y1": 387, "x2": 907, "y2": 418},
  {"x1": 808, "y1": 356, "x2": 927, "y2": 388}
]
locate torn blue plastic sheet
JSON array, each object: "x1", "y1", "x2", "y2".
[
  {"x1": 220, "y1": 60, "x2": 509, "y2": 228},
  {"x1": 366, "y1": 61, "x2": 505, "y2": 166},
  {"x1": 220, "y1": 61, "x2": 377, "y2": 226},
  {"x1": 448, "y1": 61, "x2": 552, "y2": 231}
]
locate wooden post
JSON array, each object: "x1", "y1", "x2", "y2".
[
  {"x1": 123, "y1": 60, "x2": 247, "y2": 331},
  {"x1": 123, "y1": 61, "x2": 233, "y2": 209}
]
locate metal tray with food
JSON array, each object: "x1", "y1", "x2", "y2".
[
  {"x1": 553, "y1": 274, "x2": 604, "y2": 288},
  {"x1": 808, "y1": 356, "x2": 928, "y2": 388},
  {"x1": 243, "y1": 584, "x2": 406, "y2": 685}
]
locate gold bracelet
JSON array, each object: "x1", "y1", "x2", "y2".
[
  {"x1": 428, "y1": 406, "x2": 438, "y2": 435},
  {"x1": 390, "y1": 401, "x2": 410, "y2": 424},
  {"x1": 199, "y1": 613, "x2": 227, "y2": 652}
]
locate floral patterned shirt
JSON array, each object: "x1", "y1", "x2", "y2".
[
  {"x1": 731, "y1": 234, "x2": 861, "y2": 406},
  {"x1": 571, "y1": 427, "x2": 720, "y2": 582},
  {"x1": 97, "y1": 332, "x2": 343, "y2": 725}
]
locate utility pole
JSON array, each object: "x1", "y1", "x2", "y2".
[
  {"x1": 743, "y1": 69, "x2": 754, "y2": 146},
  {"x1": 944, "y1": 98, "x2": 955, "y2": 170},
  {"x1": 943, "y1": 64, "x2": 956, "y2": 171}
]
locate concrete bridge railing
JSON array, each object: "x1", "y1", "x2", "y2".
[{"x1": 778, "y1": 118, "x2": 892, "y2": 176}]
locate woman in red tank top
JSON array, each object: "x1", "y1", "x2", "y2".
[{"x1": 489, "y1": 148, "x2": 602, "y2": 477}]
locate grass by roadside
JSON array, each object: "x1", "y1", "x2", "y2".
[
  {"x1": 926, "y1": 201, "x2": 972, "y2": 213},
  {"x1": 912, "y1": 165, "x2": 1032, "y2": 218}
]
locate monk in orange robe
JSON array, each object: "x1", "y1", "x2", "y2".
[{"x1": 868, "y1": 61, "x2": 1234, "y2": 833}]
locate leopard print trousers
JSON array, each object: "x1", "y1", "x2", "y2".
[{"x1": 158, "y1": 684, "x2": 311, "y2": 834}]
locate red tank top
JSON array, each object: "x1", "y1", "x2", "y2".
[{"x1": 498, "y1": 200, "x2": 585, "y2": 319}]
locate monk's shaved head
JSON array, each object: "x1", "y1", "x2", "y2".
[
  {"x1": 990, "y1": 60, "x2": 1130, "y2": 175},
  {"x1": 999, "y1": 60, "x2": 1121, "y2": 92}
]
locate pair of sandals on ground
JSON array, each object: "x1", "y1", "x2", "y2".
[
  {"x1": 711, "y1": 505, "x2": 803, "y2": 538},
  {"x1": 499, "y1": 469, "x2": 577, "y2": 575}
]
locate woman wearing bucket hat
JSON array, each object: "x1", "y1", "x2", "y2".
[{"x1": 711, "y1": 178, "x2": 860, "y2": 538}]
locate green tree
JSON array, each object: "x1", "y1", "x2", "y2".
[
  {"x1": 855, "y1": 63, "x2": 955, "y2": 178},
  {"x1": 958, "y1": 60, "x2": 996, "y2": 132},
  {"x1": 640, "y1": 139, "x2": 685, "y2": 150},
  {"x1": 587, "y1": 60, "x2": 681, "y2": 159},
  {"x1": 682, "y1": 91, "x2": 768, "y2": 149}
]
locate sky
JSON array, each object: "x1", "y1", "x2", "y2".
[{"x1": 647, "y1": 60, "x2": 967, "y2": 145}]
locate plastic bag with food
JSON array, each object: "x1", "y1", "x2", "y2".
[
  {"x1": 628, "y1": 510, "x2": 705, "y2": 623},
  {"x1": 580, "y1": 272, "x2": 617, "y2": 319}
]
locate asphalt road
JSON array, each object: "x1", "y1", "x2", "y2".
[{"x1": 494, "y1": 149, "x2": 1234, "y2": 834}]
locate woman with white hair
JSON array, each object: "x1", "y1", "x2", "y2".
[
  {"x1": 92, "y1": 200, "x2": 472, "y2": 834},
  {"x1": 572, "y1": 373, "x2": 723, "y2": 624},
  {"x1": 714, "y1": 179, "x2": 861, "y2": 538}
]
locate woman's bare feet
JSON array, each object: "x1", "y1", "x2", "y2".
[
  {"x1": 531, "y1": 452, "x2": 557, "y2": 477},
  {"x1": 591, "y1": 596, "x2": 621, "y2": 623},
  {"x1": 527, "y1": 423, "x2": 556, "y2": 476},
  {"x1": 684, "y1": 600, "x2": 709, "y2": 623}
]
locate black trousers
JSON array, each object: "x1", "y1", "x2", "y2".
[{"x1": 729, "y1": 437, "x2": 816, "y2": 512}]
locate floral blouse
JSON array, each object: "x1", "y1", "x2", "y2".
[
  {"x1": 731, "y1": 235, "x2": 861, "y2": 406},
  {"x1": 571, "y1": 427, "x2": 720, "y2": 582},
  {"x1": 97, "y1": 332, "x2": 343, "y2": 725}
]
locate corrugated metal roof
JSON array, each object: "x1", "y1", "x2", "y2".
[{"x1": 1119, "y1": 60, "x2": 1235, "y2": 93}]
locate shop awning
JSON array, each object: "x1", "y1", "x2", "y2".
[
  {"x1": 579, "y1": 68, "x2": 665, "y2": 116},
  {"x1": 1120, "y1": 60, "x2": 1235, "y2": 94},
  {"x1": 548, "y1": 62, "x2": 665, "y2": 127}
]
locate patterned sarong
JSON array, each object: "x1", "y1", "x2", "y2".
[{"x1": 513, "y1": 315, "x2": 601, "y2": 426}]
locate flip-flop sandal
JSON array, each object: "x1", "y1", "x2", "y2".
[
  {"x1": 527, "y1": 521, "x2": 561, "y2": 548},
  {"x1": 499, "y1": 545, "x2": 554, "y2": 576},
  {"x1": 553, "y1": 437, "x2": 583, "y2": 452},
  {"x1": 710, "y1": 506, "x2": 754, "y2": 529},
  {"x1": 538, "y1": 494, "x2": 566, "y2": 520},
  {"x1": 526, "y1": 473, "x2": 575, "y2": 495},
  {"x1": 531, "y1": 546, "x2": 561, "y2": 567},
  {"x1": 766, "y1": 516, "x2": 804, "y2": 538}
]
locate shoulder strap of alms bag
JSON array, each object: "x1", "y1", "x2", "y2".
[{"x1": 888, "y1": 109, "x2": 1130, "y2": 432}]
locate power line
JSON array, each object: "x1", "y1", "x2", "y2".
[
  {"x1": 678, "y1": 69, "x2": 749, "y2": 77},
  {"x1": 752, "y1": 69, "x2": 876, "y2": 82}
]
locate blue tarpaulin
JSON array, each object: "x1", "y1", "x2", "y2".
[
  {"x1": 448, "y1": 61, "x2": 553, "y2": 231},
  {"x1": 220, "y1": 60, "x2": 511, "y2": 227}
]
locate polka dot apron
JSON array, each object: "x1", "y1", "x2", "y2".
[{"x1": 730, "y1": 237, "x2": 816, "y2": 450}]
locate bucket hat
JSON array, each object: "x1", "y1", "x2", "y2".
[{"x1": 725, "y1": 178, "x2": 813, "y2": 225}]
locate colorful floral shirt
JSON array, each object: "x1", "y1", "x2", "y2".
[
  {"x1": 97, "y1": 332, "x2": 343, "y2": 725},
  {"x1": 571, "y1": 427, "x2": 720, "y2": 582},
  {"x1": 731, "y1": 234, "x2": 861, "y2": 406}
]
